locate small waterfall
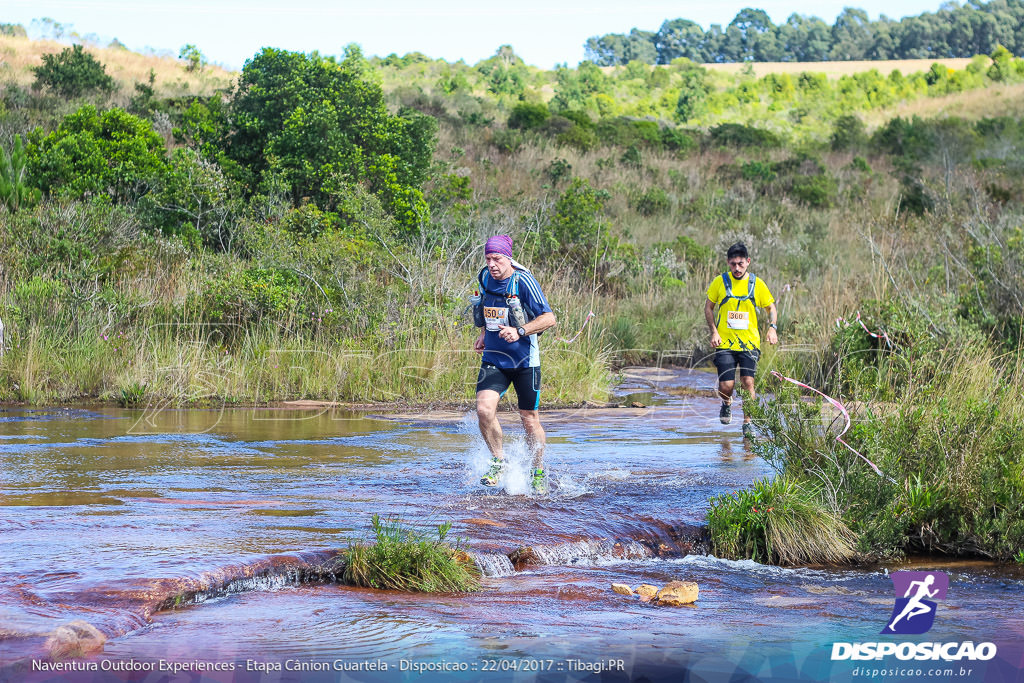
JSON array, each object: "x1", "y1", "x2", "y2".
[
  {"x1": 519, "y1": 539, "x2": 656, "y2": 567},
  {"x1": 472, "y1": 552, "x2": 516, "y2": 577}
]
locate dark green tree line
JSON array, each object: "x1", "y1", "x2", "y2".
[{"x1": 584, "y1": 0, "x2": 1024, "y2": 64}]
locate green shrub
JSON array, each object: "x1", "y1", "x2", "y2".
[
  {"x1": 830, "y1": 114, "x2": 867, "y2": 150},
  {"x1": 596, "y1": 117, "x2": 662, "y2": 148},
  {"x1": 633, "y1": 187, "x2": 670, "y2": 216},
  {"x1": 27, "y1": 106, "x2": 167, "y2": 204},
  {"x1": 789, "y1": 173, "x2": 837, "y2": 208},
  {"x1": 0, "y1": 135, "x2": 41, "y2": 212},
  {"x1": 341, "y1": 514, "x2": 480, "y2": 592},
  {"x1": 556, "y1": 125, "x2": 598, "y2": 151},
  {"x1": 32, "y1": 45, "x2": 115, "y2": 98},
  {"x1": 144, "y1": 148, "x2": 241, "y2": 249},
  {"x1": 661, "y1": 126, "x2": 696, "y2": 153},
  {"x1": 750, "y1": 346, "x2": 1024, "y2": 561},
  {"x1": 507, "y1": 102, "x2": 550, "y2": 130},
  {"x1": 538, "y1": 178, "x2": 611, "y2": 270},
  {"x1": 709, "y1": 123, "x2": 782, "y2": 148},
  {"x1": 546, "y1": 157, "x2": 572, "y2": 185},
  {"x1": 225, "y1": 47, "x2": 436, "y2": 233},
  {"x1": 708, "y1": 475, "x2": 857, "y2": 565}
]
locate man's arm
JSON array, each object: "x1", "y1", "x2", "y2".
[
  {"x1": 523, "y1": 311, "x2": 556, "y2": 335},
  {"x1": 501, "y1": 312, "x2": 557, "y2": 342},
  {"x1": 705, "y1": 299, "x2": 722, "y2": 348},
  {"x1": 765, "y1": 302, "x2": 778, "y2": 345}
]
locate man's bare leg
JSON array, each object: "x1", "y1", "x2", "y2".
[
  {"x1": 739, "y1": 375, "x2": 756, "y2": 424},
  {"x1": 477, "y1": 390, "x2": 504, "y2": 460},
  {"x1": 519, "y1": 409, "x2": 546, "y2": 470},
  {"x1": 718, "y1": 379, "x2": 735, "y2": 404}
]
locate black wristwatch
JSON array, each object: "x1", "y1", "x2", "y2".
[{"x1": 517, "y1": 326, "x2": 527, "y2": 337}]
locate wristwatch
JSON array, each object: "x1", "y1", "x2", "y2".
[
  {"x1": 517, "y1": 326, "x2": 527, "y2": 337},
  {"x1": 769, "y1": 323, "x2": 778, "y2": 329}
]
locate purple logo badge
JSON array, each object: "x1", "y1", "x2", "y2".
[{"x1": 882, "y1": 571, "x2": 949, "y2": 635}]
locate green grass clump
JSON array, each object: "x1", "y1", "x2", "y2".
[
  {"x1": 342, "y1": 514, "x2": 481, "y2": 593},
  {"x1": 708, "y1": 476, "x2": 857, "y2": 565},
  {"x1": 747, "y1": 336, "x2": 1024, "y2": 562}
]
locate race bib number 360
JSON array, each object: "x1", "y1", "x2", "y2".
[
  {"x1": 484, "y1": 306, "x2": 508, "y2": 331},
  {"x1": 726, "y1": 310, "x2": 750, "y2": 330}
]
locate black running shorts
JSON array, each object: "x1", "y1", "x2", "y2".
[
  {"x1": 713, "y1": 349, "x2": 760, "y2": 381},
  {"x1": 476, "y1": 364, "x2": 541, "y2": 410}
]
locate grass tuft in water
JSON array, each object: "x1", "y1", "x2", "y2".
[
  {"x1": 708, "y1": 476, "x2": 857, "y2": 565},
  {"x1": 342, "y1": 514, "x2": 481, "y2": 593}
]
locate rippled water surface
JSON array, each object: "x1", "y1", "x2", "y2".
[{"x1": 2, "y1": 368, "x2": 1023, "y2": 681}]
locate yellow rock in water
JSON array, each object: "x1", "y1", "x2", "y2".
[
  {"x1": 636, "y1": 584, "x2": 660, "y2": 600},
  {"x1": 656, "y1": 580, "x2": 699, "y2": 606},
  {"x1": 611, "y1": 583, "x2": 634, "y2": 596}
]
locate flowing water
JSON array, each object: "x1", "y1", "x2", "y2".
[{"x1": 1, "y1": 368, "x2": 1023, "y2": 682}]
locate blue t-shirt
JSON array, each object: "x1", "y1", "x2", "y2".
[{"x1": 479, "y1": 269, "x2": 552, "y2": 369}]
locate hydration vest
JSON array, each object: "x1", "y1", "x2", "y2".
[
  {"x1": 476, "y1": 267, "x2": 538, "y2": 329},
  {"x1": 720, "y1": 272, "x2": 757, "y2": 310}
]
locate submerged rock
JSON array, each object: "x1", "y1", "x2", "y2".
[
  {"x1": 45, "y1": 620, "x2": 106, "y2": 660},
  {"x1": 611, "y1": 583, "x2": 634, "y2": 596},
  {"x1": 656, "y1": 581, "x2": 698, "y2": 606}
]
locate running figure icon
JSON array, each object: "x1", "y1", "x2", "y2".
[{"x1": 886, "y1": 575, "x2": 938, "y2": 632}]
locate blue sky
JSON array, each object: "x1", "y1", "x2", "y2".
[{"x1": 5, "y1": 0, "x2": 952, "y2": 69}]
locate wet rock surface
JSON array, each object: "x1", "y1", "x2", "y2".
[{"x1": 656, "y1": 581, "x2": 699, "y2": 606}]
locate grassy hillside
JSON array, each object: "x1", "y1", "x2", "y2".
[{"x1": 0, "y1": 35, "x2": 233, "y2": 97}]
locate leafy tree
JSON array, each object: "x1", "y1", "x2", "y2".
[
  {"x1": 26, "y1": 105, "x2": 167, "y2": 203},
  {"x1": 728, "y1": 8, "x2": 781, "y2": 61},
  {"x1": 550, "y1": 61, "x2": 610, "y2": 112},
  {"x1": 656, "y1": 19, "x2": 707, "y2": 63},
  {"x1": 32, "y1": 45, "x2": 116, "y2": 98},
  {"x1": 476, "y1": 45, "x2": 528, "y2": 96},
  {"x1": 830, "y1": 8, "x2": 873, "y2": 60},
  {"x1": 778, "y1": 14, "x2": 832, "y2": 61},
  {"x1": 0, "y1": 135, "x2": 41, "y2": 212},
  {"x1": 145, "y1": 148, "x2": 241, "y2": 250},
  {"x1": 178, "y1": 44, "x2": 205, "y2": 72},
  {"x1": 675, "y1": 64, "x2": 709, "y2": 122},
  {"x1": 224, "y1": 46, "x2": 436, "y2": 233},
  {"x1": 540, "y1": 177, "x2": 611, "y2": 269}
]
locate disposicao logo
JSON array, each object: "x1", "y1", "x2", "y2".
[
  {"x1": 831, "y1": 570, "x2": 997, "y2": 662},
  {"x1": 882, "y1": 570, "x2": 948, "y2": 635}
]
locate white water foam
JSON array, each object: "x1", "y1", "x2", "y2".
[{"x1": 472, "y1": 552, "x2": 516, "y2": 577}]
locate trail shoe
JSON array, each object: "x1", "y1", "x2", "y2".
[
  {"x1": 742, "y1": 422, "x2": 755, "y2": 439},
  {"x1": 481, "y1": 457, "x2": 505, "y2": 487},
  {"x1": 719, "y1": 402, "x2": 732, "y2": 425},
  {"x1": 531, "y1": 468, "x2": 548, "y2": 494}
]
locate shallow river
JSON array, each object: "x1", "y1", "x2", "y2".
[{"x1": 1, "y1": 368, "x2": 1022, "y2": 682}]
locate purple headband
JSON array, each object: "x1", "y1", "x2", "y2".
[{"x1": 484, "y1": 235, "x2": 513, "y2": 258}]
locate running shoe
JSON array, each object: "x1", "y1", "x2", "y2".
[
  {"x1": 531, "y1": 468, "x2": 548, "y2": 494},
  {"x1": 742, "y1": 422, "x2": 755, "y2": 439},
  {"x1": 481, "y1": 457, "x2": 505, "y2": 486},
  {"x1": 719, "y1": 402, "x2": 732, "y2": 425}
]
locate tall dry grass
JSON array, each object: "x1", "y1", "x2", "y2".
[{"x1": 0, "y1": 35, "x2": 235, "y2": 97}]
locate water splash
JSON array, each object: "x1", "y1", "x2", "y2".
[{"x1": 472, "y1": 553, "x2": 516, "y2": 578}]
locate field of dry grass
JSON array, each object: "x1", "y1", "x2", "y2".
[
  {"x1": 0, "y1": 35, "x2": 235, "y2": 96},
  {"x1": 867, "y1": 81, "x2": 1024, "y2": 123},
  {"x1": 702, "y1": 57, "x2": 975, "y2": 79}
]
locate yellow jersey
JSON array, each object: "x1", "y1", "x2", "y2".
[{"x1": 707, "y1": 272, "x2": 775, "y2": 351}]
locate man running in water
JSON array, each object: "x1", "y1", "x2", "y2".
[
  {"x1": 473, "y1": 235, "x2": 557, "y2": 492},
  {"x1": 705, "y1": 242, "x2": 778, "y2": 438}
]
